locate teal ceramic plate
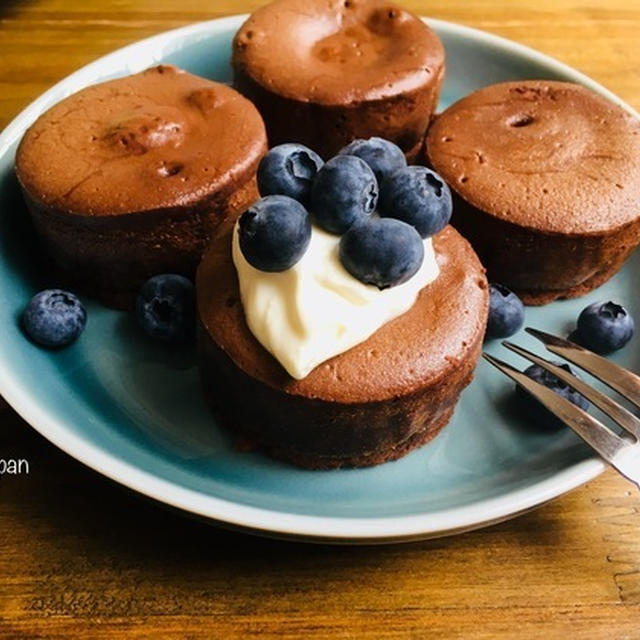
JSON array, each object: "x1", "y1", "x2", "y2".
[{"x1": 1, "y1": 16, "x2": 638, "y2": 543}]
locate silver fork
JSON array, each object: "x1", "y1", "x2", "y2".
[{"x1": 483, "y1": 327, "x2": 640, "y2": 489}]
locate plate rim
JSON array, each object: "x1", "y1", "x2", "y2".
[{"x1": 3, "y1": 14, "x2": 631, "y2": 543}]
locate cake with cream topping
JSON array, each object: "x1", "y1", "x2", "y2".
[
  {"x1": 197, "y1": 142, "x2": 488, "y2": 469},
  {"x1": 15, "y1": 65, "x2": 267, "y2": 308},
  {"x1": 198, "y1": 223, "x2": 487, "y2": 468},
  {"x1": 232, "y1": 0, "x2": 444, "y2": 160}
]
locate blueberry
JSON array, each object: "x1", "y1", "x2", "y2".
[
  {"x1": 257, "y1": 143, "x2": 324, "y2": 204},
  {"x1": 485, "y1": 284, "x2": 525, "y2": 339},
  {"x1": 338, "y1": 137, "x2": 406, "y2": 184},
  {"x1": 238, "y1": 195, "x2": 311, "y2": 271},
  {"x1": 136, "y1": 274, "x2": 195, "y2": 342},
  {"x1": 516, "y1": 362, "x2": 589, "y2": 429},
  {"x1": 310, "y1": 155, "x2": 378, "y2": 234},
  {"x1": 379, "y1": 166, "x2": 452, "y2": 238},
  {"x1": 21, "y1": 289, "x2": 86, "y2": 348},
  {"x1": 339, "y1": 218, "x2": 424, "y2": 289},
  {"x1": 574, "y1": 301, "x2": 634, "y2": 353}
]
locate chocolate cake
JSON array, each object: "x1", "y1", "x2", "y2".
[
  {"x1": 232, "y1": 0, "x2": 444, "y2": 160},
  {"x1": 15, "y1": 65, "x2": 267, "y2": 308},
  {"x1": 426, "y1": 80, "x2": 640, "y2": 305},
  {"x1": 197, "y1": 224, "x2": 488, "y2": 469}
]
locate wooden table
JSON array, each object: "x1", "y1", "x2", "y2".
[{"x1": 1, "y1": 1, "x2": 639, "y2": 637}]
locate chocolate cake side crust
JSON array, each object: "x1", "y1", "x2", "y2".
[
  {"x1": 448, "y1": 191, "x2": 640, "y2": 306},
  {"x1": 233, "y1": 67, "x2": 442, "y2": 162},
  {"x1": 198, "y1": 322, "x2": 479, "y2": 469},
  {"x1": 232, "y1": 0, "x2": 444, "y2": 160},
  {"x1": 23, "y1": 172, "x2": 259, "y2": 309}
]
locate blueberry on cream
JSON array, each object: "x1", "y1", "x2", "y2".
[
  {"x1": 310, "y1": 155, "x2": 378, "y2": 234},
  {"x1": 339, "y1": 218, "x2": 424, "y2": 289},
  {"x1": 257, "y1": 143, "x2": 324, "y2": 204},
  {"x1": 379, "y1": 166, "x2": 452, "y2": 238},
  {"x1": 338, "y1": 137, "x2": 407, "y2": 184},
  {"x1": 238, "y1": 195, "x2": 312, "y2": 272}
]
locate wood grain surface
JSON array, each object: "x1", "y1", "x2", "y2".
[{"x1": 1, "y1": 1, "x2": 640, "y2": 638}]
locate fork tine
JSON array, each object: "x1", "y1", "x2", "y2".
[
  {"x1": 502, "y1": 340, "x2": 640, "y2": 440},
  {"x1": 526, "y1": 327, "x2": 640, "y2": 408},
  {"x1": 482, "y1": 353, "x2": 631, "y2": 468}
]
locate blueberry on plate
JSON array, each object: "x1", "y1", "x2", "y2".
[
  {"x1": 339, "y1": 218, "x2": 424, "y2": 289},
  {"x1": 338, "y1": 137, "x2": 406, "y2": 184},
  {"x1": 485, "y1": 283, "x2": 525, "y2": 339},
  {"x1": 257, "y1": 143, "x2": 324, "y2": 204},
  {"x1": 379, "y1": 166, "x2": 452, "y2": 238},
  {"x1": 238, "y1": 195, "x2": 311, "y2": 271},
  {"x1": 22, "y1": 289, "x2": 87, "y2": 348},
  {"x1": 574, "y1": 301, "x2": 634, "y2": 353},
  {"x1": 136, "y1": 274, "x2": 195, "y2": 342},
  {"x1": 516, "y1": 362, "x2": 589, "y2": 429},
  {"x1": 310, "y1": 155, "x2": 378, "y2": 234}
]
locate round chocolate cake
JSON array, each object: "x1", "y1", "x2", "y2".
[
  {"x1": 15, "y1": 65, "x2": 267, "y2": 308},
  {"x1": 232, "y1": 0, "x2": 444, "y2": 160},
  {"x1": 197, "y1": 224, "x2": 488, "y2": 469},
  {"x1": 426, "y1": 80, "x2": 640, "y2": 305}
]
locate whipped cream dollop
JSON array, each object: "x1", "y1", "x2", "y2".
[{"x1": 232, "y1": 222, "x2": 440, "y2": 379}]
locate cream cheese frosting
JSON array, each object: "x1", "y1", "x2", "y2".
[{"x1": 232, "y1": 221, "x2": 439, "y2": 379}]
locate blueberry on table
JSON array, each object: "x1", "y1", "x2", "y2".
[
  {"x1": 574, "y1": 301, "x2": 634, "y2": 353},
  {"x1": 257, "y1": 143, "x2": 324, "y2": 204},
  {"x1": 379, "y1": 166, "x2": 452, "y2": 238},
  {"x1": 485, "y1": 284, "x2": 525, "y2": 339},
  {"x1": 310, "y1": 155, "x2": 378, "y2": 234},
  {"x1": 22, "y1": 289, "x2": 87, "y2": 348},
  {"x1": 136, "y1": 274, "x2": 195, "y2": 342},
  {"x1": 238, "y1": 195, "x2": 311, "y2": 271},
  {"x1": 339, "y1": 218, "x2": 424, "y2": 289},
  {"x1": 516, "y1": 362, "x2": 589, "y2": 429},
  {"x1": 338, "y1": 137, "x2": 406, "y2": 184}
]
